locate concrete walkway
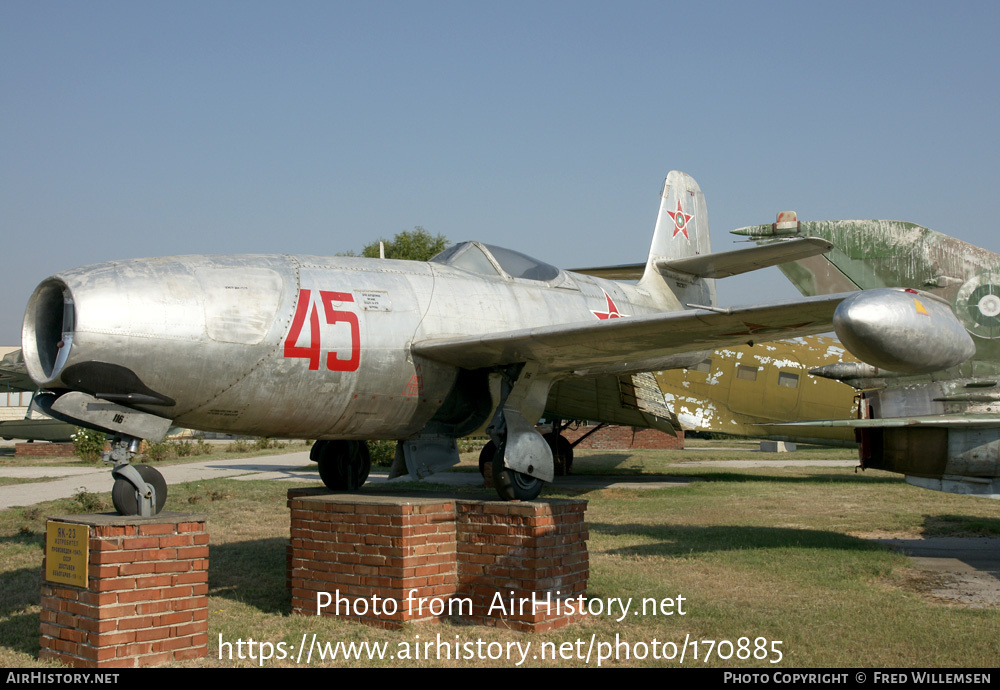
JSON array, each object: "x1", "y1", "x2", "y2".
[
  {"x1": 0, "y1": 452, "x2": 314, "y2": 511},
  {"x1": 0, "y1": 452, "x2": 700, "y2": 510}
]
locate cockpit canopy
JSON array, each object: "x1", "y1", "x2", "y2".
[{"x1": 430, "y1": 242, "x2": 561, "y2": 282}]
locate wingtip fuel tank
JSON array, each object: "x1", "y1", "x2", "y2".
[{"x1": 832, "y1": 288, "x2": 976, "y2": 374}]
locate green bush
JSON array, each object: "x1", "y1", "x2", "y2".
[
  {"x1": 226, "y1": 439, "x2": 253, "y2": 453},
  {"x1": 457, "y1": 436, "x2": 488, "y2": 454},
  {"x1": 72, "y1": 488, "x2": 106, "y2": 512},
  {"x1": 141, "y1": 441, "x2": 174, "y2": 463},
  {"x1": 368, "y1": 440, "x2": 397, "y2": 467},
  {"x1": 254, "y1": 437, "x2": 286, "y2": 450},
  {"x1": 71, "y1": 427, "x2": 106, "y2": 464}
]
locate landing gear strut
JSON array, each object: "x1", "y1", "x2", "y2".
[
  {"x1": 311, "y1": 440, "x2": 371, "y2": 491},
  {"x1": 482, "y1": 364, "x2": 554, "y2": 502}
]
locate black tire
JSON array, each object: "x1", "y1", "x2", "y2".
[
  {"x1": 491, "y1": 439, "x2": 543, "y2": 501},
  {"x1": 478, "y1": 440, "x2": 497, "y2": 477},
  {"x1": 111, "y1": 464, "x2": 168, "y2": 516},
  {"x1": 546, "y1": 433, "x2": 574, "y2": 476},
  {"x1": 317, "y1": 440, "x2": 371, "y2": 491}
]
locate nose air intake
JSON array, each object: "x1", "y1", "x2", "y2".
[{"x1": 22, "y1": 278, "x2": 75, "y2": 386}]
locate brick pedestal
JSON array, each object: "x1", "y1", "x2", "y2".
[
  {"x1": 288, "y1": 490, "x2": 588, "y2": 632},
  {"x1": 39, "y1": 512, "x2": 209, "y2": 668},
  {"x1": 288, "y1": 492, "x2": 458, "y2": 628},
  {"x1": 456, "y1": 501, "x2": 588, "y2": 632}
]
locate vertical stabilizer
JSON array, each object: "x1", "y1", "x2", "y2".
[{"x1": 639, "y1": 170, "x2": 716, "y2": 307}]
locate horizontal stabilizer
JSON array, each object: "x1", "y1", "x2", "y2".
[
  {"x1": 573, "y1": 237, "x2": 832, "y2": 281},
  {"x1": 570, "y1": 263, "x2": 646, "y2": 280},
  {"x1": 656, "y1": 237, "x2": 833, "y2": 280}
]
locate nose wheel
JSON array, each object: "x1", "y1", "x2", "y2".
[
  {"x1": 102, "y1": 434, "x2": 168, "y2": 516},
  {"x1": 111, "y1": 464, "x2": 168, "y2": 516}
]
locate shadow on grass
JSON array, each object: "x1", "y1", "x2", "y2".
[
  {"x1": 208, "y1": 538, "x2": 291, "y2": 614},
  {"x1": 544, "y1": 473, "x2": 902, "y2": 500},
  {"x1": 923, "y1": 514, "x2": 1000, "y2": 537},
  {"x1": 590, "y1": 522, "x2": 888, "y2": 557},
  {"x1": 646, "y1": 471, "x2": 902, "y2": 485},
  {"x1": 0, "y1": 533, "x2": 44, "y2": 659}
]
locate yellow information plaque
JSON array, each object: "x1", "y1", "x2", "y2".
[{"x1": 45, "y1": 521, "x2": 89, "y2": 588}]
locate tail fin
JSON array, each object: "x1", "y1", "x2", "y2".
[{"x1": 638, "y1": 170, "x2": 716, "y2": 307}]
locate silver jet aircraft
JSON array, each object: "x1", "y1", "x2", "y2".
[{"x1": 20, "y1": 171, "x2": 974, "y2": 515}]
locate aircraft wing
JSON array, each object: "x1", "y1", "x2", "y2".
[
  {"x1": 412, "y1": 293, "x2": 846, "y2": 376},
  {"x1": 769, "y1": 414, "x2": 1000, "y2": 429}
]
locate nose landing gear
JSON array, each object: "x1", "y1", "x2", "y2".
[{"x1": 106, "y1": 434, "x2": 167, "y2": 516}]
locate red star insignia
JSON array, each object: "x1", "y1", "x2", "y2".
[
  {"x1": 666, "y1": 199, "x2": 693, "y2": 239},
  {"x1": 592, "y1": 290, "x2": 625, "y2": 320}
]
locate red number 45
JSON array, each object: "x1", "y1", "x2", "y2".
[{"x1": 283, "y1": 289, "x2": 361, "y2": 371}]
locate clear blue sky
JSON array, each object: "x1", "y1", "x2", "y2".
[{"x1": 3, "y1": 1, "x2": 998, "y2": 344}]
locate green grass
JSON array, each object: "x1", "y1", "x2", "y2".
[
  {"x1": 0, "y1": 447, "x2": 997, "y2": 668},
  {"x1": 0, "y1": 439, "x2": 313, "y2": 467}
]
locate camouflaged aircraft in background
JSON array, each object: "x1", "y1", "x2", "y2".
[
  {"x1": 656, "y1": 335, "x2": 857, "y2": 447},
  {"x1": 0, "y1": 347, "x2": 75, "y2": 442},
  {"x1": 733, "y1": 214, "x2": 1000, "y2": 498},
  {"x1": 19, "y1": 172, "x2": 975, "y2": 515}
]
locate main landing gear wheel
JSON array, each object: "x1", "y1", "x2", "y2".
[
  {"x1": 314, "y1": 440, "x2": 371, "y2": 491},
  {"x1": 111, "y1": 465, "x2": 167, "y2": 516},
  {"x1": 478, "y1": 440, "x2": 497, "y2": 477},
  {"x1": 490, "y1": 439, "x2": 544, "y2": 502},
  {"x1": 546, "y1": 433, "x2": 573, "y2": 476}
]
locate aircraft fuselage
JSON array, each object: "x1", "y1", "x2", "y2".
[{"x1": 22, "y1": 252, "x2": 686, "y2": 440}]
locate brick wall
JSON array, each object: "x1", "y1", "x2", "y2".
[
  {"x1": 39, "y1": 513, "x2": 209, "y2": 668},
  {"x1": 562, "y1": 424, "x2": 684, "y2": 450},
  {"x1": 15, "y1": 442, "x2": 76, "y2": 457},
  {"x1": 288, "y1": 490, "x2": 588, "y2": 632}
]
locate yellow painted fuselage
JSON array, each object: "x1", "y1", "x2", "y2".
[{"x1": 657, "y1": 335, "x2": 857, "y2": 445}]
